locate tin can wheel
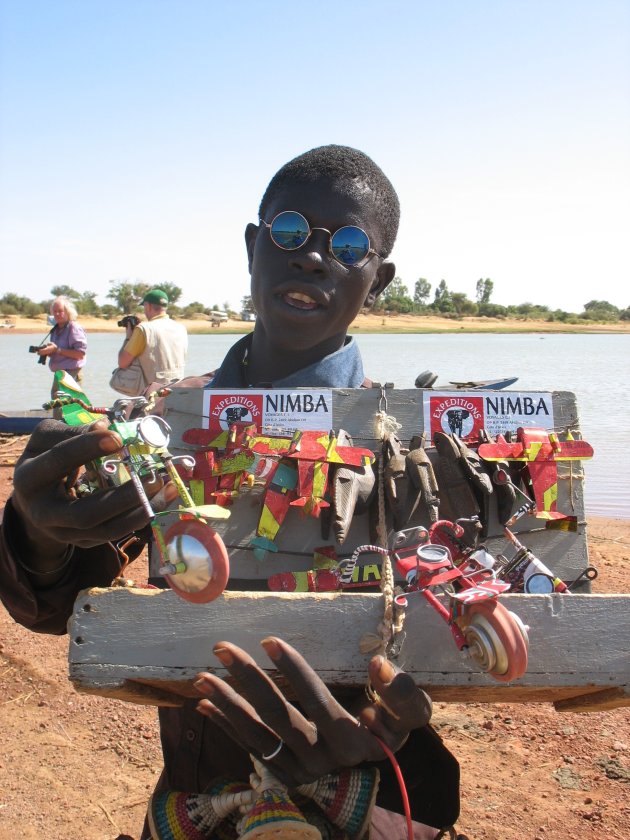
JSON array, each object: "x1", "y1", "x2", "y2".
[
  {"x1": 462, "y1": 599, "x2": 529, "y2": 683},
  {"x1": 161, "y1": 519, "x2": 230, "y2": 604}
]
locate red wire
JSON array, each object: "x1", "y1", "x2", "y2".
[{"x1": 373, "y1": 734, "x2": 414, "y2": 840}]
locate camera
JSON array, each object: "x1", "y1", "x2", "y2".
[
  {"x1": 117, "y1": 314, "x2": 141, "y2": 329},
  {"x1": 28, "y1": 345, "x2": 47, "y2": 365}
]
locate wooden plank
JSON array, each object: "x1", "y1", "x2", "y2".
[{"x1": 68, "y1": 588, "x2": 630, "y2": 712}]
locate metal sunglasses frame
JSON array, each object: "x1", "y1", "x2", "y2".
[{"x1": 259, "y1": 210, "x2": 381, "y2": 267}]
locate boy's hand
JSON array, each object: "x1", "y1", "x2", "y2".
[
  {"x1": 10, "y1": 419, "x2": 177, "y2": 573},
  {"x1": 195, "y1": 637, "x2": 432, "y2": 787}
]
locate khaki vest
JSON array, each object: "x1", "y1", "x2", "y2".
[{"x1": 137, "y1": 316, "x2": 188, "y2": 385}]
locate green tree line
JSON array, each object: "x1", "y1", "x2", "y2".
[
  {"x1": 0, "y1": 281, "x2": 245, "y2": 322},
  {"x1": 1, "y1": 278, "x2": 628, "y2": 324},
  {"x1": 373, "y1": 277, "x2": 630, "y2": 323}
]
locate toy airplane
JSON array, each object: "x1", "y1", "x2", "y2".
[
  {"x1": 478, "y1": 427, "x2": 594, "y2": 521},
  {"x1": 183, "y1": 424, "x2": 298, "y2": 559},
  {"x1": 183, "y1": 423, "x2": 262, "y2": 504},
  {"x1": 249, "y1": 430, "x2": 375, "y2": 557},
  {"x1": 252, "y1": 429, "x2": 375, "y2": 518},
  {"x1": 182, "y1": 425, "x2": 376, "y2": 558},
  {"x1": 249, "y1": 461, "x2": 298, "y2": 559},
  {"x1": 48, "y1": 370, "x2": 104, "y2": 426}
]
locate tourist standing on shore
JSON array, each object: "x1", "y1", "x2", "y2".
[
  {"x1": 36, "y1": 295, "x2": 87, "y2": 396},
  {"x1": 114, "y1": 288, "x2": 188, "y2": 394}
]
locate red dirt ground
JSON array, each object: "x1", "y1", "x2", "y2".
[{"x1": 0, "y1": 437, "x2": 628, "y2": 840}]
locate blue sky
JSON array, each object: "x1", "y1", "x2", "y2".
[{"x1": 1, "y1": 0, "x2": 629, "y2": 312}]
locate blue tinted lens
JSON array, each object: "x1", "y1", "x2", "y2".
[
  {"x1": 330, "y1": 226, "x2": 370, "y2": 265},
  {"x1": 269, "y1": 211, "x2": 310, "y2": 250}
]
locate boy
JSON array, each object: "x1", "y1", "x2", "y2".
[{"x1": 0, "y1": 146, "x2": 460, "y2": 839}]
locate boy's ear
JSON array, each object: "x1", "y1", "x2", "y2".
[
  {"x1": 245, "y1": 223, "x2": 259, "y2": 273},
  {"x1": 364, "y1": 260, "x2": 396, "y2": 308}
]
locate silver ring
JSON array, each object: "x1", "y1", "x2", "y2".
[{"x1": 261, "y1": 738, "x2": 284, "y2": 761}]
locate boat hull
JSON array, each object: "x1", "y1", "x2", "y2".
[{"x1": 0, "y1": 410, "x2": 51, "y2": 435}]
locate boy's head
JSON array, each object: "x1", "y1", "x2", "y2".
[
  {"x1": 258, "y1": 145, "x2": 400, "y2": 258},
  {"x1": 246, "y1": 145, "x2": 399, "y2": 362}
]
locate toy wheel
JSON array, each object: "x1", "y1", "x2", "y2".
[
  {"x1": 508, "y1": 610, "x2": 530, "y2": 646},
  {"x1": 463, "y1": 600, "x2": 528, "y2": 682},
  {"x1": 162, "y1": 519, "x2": 229, "y2": 604}
]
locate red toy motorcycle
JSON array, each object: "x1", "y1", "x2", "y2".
[{"x1": 388, "y1": 520, "x2": 529, "y2": 682}]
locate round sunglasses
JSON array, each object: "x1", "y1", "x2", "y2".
[{"x1": 260, "y1": 210, "x2": 380, "y2": 267}]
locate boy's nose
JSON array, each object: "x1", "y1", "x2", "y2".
[{"x1": 288, "y1": 231, "x2": 330, "y2": 275}]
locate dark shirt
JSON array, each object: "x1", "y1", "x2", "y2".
[{"x1": 0, "y1": 340, "x2": 459, "y2": 838}]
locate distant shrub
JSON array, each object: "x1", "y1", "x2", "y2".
[{"x1": 24, "y1": 302, "x2": 45, "y2": 318}]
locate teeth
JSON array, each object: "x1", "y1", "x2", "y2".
[{"x1": 286, "y1": 292, "x2": 316, "y2": 304}]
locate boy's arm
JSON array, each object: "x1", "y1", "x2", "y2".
[
  {"x1": 0, "y1": 419, "x2": 175, "y2": 633},
  {"x1": 0, "y1": 502, "x2": 124, "y2": 634}
]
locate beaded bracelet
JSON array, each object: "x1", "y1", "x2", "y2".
[{"x1": 17, "y1": 544, "x2": 75, "y2": 577}]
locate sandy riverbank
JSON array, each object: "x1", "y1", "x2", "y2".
[{"x1": 2, "y1": 312, "x2": 629, "y2": 335}]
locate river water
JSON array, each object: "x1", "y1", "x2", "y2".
[{"x1": 4, "y1": 331, "x2": 629, "y2": 519}]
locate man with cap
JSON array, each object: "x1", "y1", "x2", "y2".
[{"x1": 117, "y1": 288, "x2": 188, "y2": 388}]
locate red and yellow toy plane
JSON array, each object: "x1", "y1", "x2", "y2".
[
  {"x1": 251, "y1": 429, "x2": 375, "y2": 516},
  {"x1": 478, "y1": 427, "x2": 594, "y2": 521},
  {"x1": 249, "y1": 429, "x2": 375, "y2": 558},
  {"x1": 181, "y1": 425, "x2": 376, "y2": 559}
]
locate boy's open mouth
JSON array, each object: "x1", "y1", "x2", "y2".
[{"x1": 282, "y1": 291, "x2": 321, "y2": 311}]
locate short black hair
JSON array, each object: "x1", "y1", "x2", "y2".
[{"x1": 258, "y1": 144, "x2": 400, "y2": 258}]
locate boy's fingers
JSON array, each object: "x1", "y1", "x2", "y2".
[
  {"x1": 28, "y1": 480, "x2": 154, "y2": 542},
  {"x1": 11, "y1": 418, "x2": 181, "y2": 547},
  {"x1": 212, "y1": 639, "x2": 385, "y2": 769},
  {"x1": 209, "y1": 643, "x2": 312, "y2": 737},
  {"x1": 195, "y1": 697, "x2": 243, "y2": 748},
  {"x1": 365, "y1": 655, "x2": 432, "y2": 733},
  {"x1": 194, "y1": 671, "x2": 306, "y2": 779},
  {"x1": 258, "y1": 637, "x2": 349, "y2": 728},
  {"x1": 21, "y1": 418, "x2": 109, "y2": 455},
  {"x1": 256, "y1": 638, "x2": 383, "y2": 766},
  {"x1": 17, "y1": 422, "x2": 122, "y2": 495}
]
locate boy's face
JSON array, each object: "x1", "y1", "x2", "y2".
[{"x1": 245, "y1": 179, "x2": 395, "y2": 356}]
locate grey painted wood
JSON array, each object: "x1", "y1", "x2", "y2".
[{"x1": 68, "y1": 588, "x2": 629, "y2": 711}]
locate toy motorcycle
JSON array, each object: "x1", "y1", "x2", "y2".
[
  {"x1": 388, "y1": 521, "x2": 529, "y2": 682},
  {"x1": 44, "y1": 373, "x2": 230, "y2": 603}
]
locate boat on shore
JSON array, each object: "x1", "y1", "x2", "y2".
[
  {"x1": 415, "y1": 371, "x2": 518, "y2": 390},
  {"x1": 0, "y1": 409, "x2": 52, "y2": 435}
]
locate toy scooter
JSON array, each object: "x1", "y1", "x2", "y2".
[{"x1": 44, "y1": 375, "x2": 231, "y2": 603}]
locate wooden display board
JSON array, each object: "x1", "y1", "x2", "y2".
[
  {"x1": 161, "y1": 386, "x2": 590, "y2": 587},
  {"x1": 68, "y1": 387, "x2": 629, "y2": 712}
]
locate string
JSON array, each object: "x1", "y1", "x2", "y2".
[{"x1": 372, "y1": 734, "x2": 413, "y2": 840}]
